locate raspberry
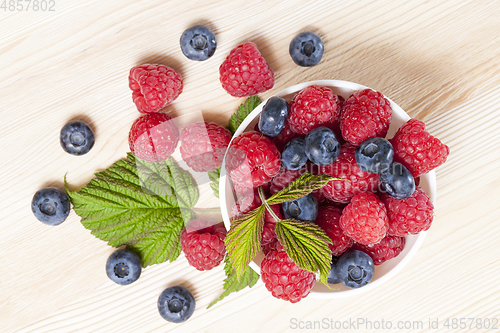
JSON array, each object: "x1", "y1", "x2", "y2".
[
  {"x1": 319, "y1": 144, "x2": 379, "y2": 203},
  {"x1": 270, "y1": 166, "x2": 323, "y2": 203},
  {"x1": 288, "y1": 85, "x2": 340, "y2": 135},
  {"x1": 180, "y1": 219, "x2": 226, "y2": 271},
  {"x1": 354, "y1": 235, "x2": 406, "y2": 265},
  {"x1": 390, "y1": 118, "x2": 450, "y2": 177},
  {"x1": 128, "y1": 113, "x2": 179, "y2": 162},
  {"x1": 129, "y1": 64, "x2": 183, "y2": 113},
  {"x1": 381, "y1": 187, "x2": 434, "y2": 236},
  {"x1": 315, "y1": 205, "x2": 353, "y2": 256},
  {"x1": 254, "y1": 120, "x2": 303, "y2": 152},
  {"x1": 231, "y1": 191, "x2": 282, "y2": 223},
  {"x1": 340, "y1": 191, "x2": 388, "y2": 245},
  {"x1": 340, "y1": 89, "x2": 392, "y2": 146},
  {"x1": 219, "y1": 42, "x2": 274, "y2": 97},
  {"x1": 225, "y1": 131, "x2": 281, "y2": 194},
  {"x1": 180, "y1": 122, "x2": 232, "y2": 172},
  {"x1": 260, "y1": 248, "x2": 316, "y2": 303},
  {"x1": 261, "y1": 222, "x2": 277, "y2": 247}
]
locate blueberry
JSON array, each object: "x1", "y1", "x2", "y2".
[
  {"x1": 180, "y1": 25, "x2": 217, "y2": 61},
  {"x1": 379, "y1": 162, "x2": 415, "y2": 199},
  {"x1": 258, "y1": 96, "x2": 289, "y2": 137},
  {"x1": 105, "y1": 248, "x2": 142, "y2": 285},
  {"x1": 60, "y1": 120, "x2": 95, "y2": 156},
  {"x1": 282, "y1": 193, "x2": 318, "y2": 222},
  {"x1": 31, "y1": 187, "x2": 70, "y2": 226},
  {"x1": 355, "y1": 137, "x2": 394, "y2": 173},
  {"x1": 289, "y1": 32, "x2": 324, "y2": 67},
  {"x1": 335, "y1": 250, "x2": 374, "y2": 288},
  {"x1": 327, "y1": 257, "x2": 340, "y2": 284},
  {"x1": 158, "y1": 285, "x2": 196, "y2": 323},
  {"x1": 305, "y1": 127, "x2": 340, "y2": 166},
  {"x1": 281, "y1": 138, "x2": 307, "y2": 170}
]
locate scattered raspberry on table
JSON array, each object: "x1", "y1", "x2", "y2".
[
  {"x1": 180, "y1": 122, "x2": 232, "y2": 172},
  {"x1": 129, "y1": 64, "x2": 183, "y2": 114},
  {"x1": 128, "y1": 112, "x2": 179, "y2": 162},
  {"x1": 180, "y1": 219, "x2": 227, "y2": 271},
  {"x1": 219, "y1": 42, "x2": 274, "y2": 97}
]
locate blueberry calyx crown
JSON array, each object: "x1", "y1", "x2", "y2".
[
  {"x1": 39, "y1": 199, "x2": 57, "y2": 216},
  {"x1": 191, "y1": 34, "x2": 207, "y2": 51},
  {"x1": 114, "y1": 262, "x2": 130, "y2": 278}
]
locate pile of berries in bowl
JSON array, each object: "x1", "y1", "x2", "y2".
[{"x1": 220, "y1": 80, "x2": 449, "y2": 300}]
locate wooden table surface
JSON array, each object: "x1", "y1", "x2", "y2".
[{"x1": 2, "y1": 0, "x2": 500, "y2": 332}]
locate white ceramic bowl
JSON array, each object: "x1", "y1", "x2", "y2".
[{"x1": 220, "y1": 80, "x2": 436, "y2": 298}]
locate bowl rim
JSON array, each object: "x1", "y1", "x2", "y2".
[{"x1": 219, "y1": 80, "x2": 437, "y2": 298}]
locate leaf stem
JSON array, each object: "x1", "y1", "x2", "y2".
[{"x1": 258, "y1": 186, "x2": 281, "y2": 223}]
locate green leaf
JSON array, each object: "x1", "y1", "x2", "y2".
[
  {"x1": 207, "y1": 257, "x2": 259, "y2": 309},
  {"x1": 66, "y1": 153, "x2": 199, "y2": 267},
  {"x1": 225, "y1": 206, "x2": 265, "y2": 277},
  {"x1": 274, "y1": 219, "x2": 332, "y2": 284},
  {"x1": 266, "y1": 173, "x2": 338, "y2": 205},
  {"x1": 227, "y1": 96, "x2": 262, "y2": 135},
  {"x1": 208, "y1": 168, "x2": 220, "y2": 198}
]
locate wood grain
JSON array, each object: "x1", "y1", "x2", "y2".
[{"x1": 1, "y1": 0, "x2": 500, "y2": 331}]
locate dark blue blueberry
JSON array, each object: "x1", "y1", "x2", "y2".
[
  {"x1": 106, "y1": 248, "x2": 142, "y2": 285},
  {"x1": 281, "y1": 138, "x2": 308, "y2": 170},
  {"x1": 31, "y1": 187, "x2": 70, "y2": 226},
  {"x1": 60, "y1": 120, "x2": 95, "y2": 156},
  {"x1": 379, "y1": 162, "x2": 415, "y2": 199},
  {"x1": 158, "y1": 285, "x2": 196, "y2": 323},
  {"x1": 258, "y1": 96, "x2": 289, "y2": 137},
  {"x1": 289, "y1": 32, "x2": 324, "y2": 67},
  {"x1": 327, "y1": 257, "x2": 340, "y2": 284},
  {"x1": 335, "y1": 250, "x2": 374, "y2": 289},
  {"x1": 305, "y1": 126, "x2": 341, "y2": 166},
  {"x1": 355, "y1": 137, "x2": 394, "y2": 173},
  {"x1": 180, "y1": 25, "x2": 217, "y2": 61},
  {"x1": 282, "y1": 193, "x2": 318, "y2": 222}
]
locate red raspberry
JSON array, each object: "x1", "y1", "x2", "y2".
[
  {"x1": 288, "y1": 85, "x2": 340, "y2": 135},
  {"x1": 340, "y1": 89, "x2": 392, "y2": 145},
  {"x1": 231, "y1": 191, "x2": 282, "y2": 223},
  {"x1": 260, "y1": 249, "x2": 316, "y2": 303},
  {"x1": 340, "y1": 191, "x2": 388, "y2": 245},
  {"x1": 128, "y1": 113, "x2": 179, "y2": 162},
  {"x1": 219, "y1": 42, "x2": 274, "y2": 97},
  {"x1": 354, "y1": 235, "x2": 406, "y2": 265},
  {"x1": 225, "y1": 131, "x2": 281, "y2": 194},
  {"x1": 381, "y1": 187, "x2": 434, "y2": 236},
  {"x1": 390, "y1": 118, "x2": 450, "y2": 177},
  {"x1": 319, "y1": 144, "x2": 379, "y2": 203},
  {"x1": 129, "y1": 64, "x2": 183, "y2": 113},
  {"x1": 270, "y1": 166, "x2": 323, "y2": 203},
  {"x1": 179, "y1": 122, "x2": 232, "y2": 172},
  {"x1": 315, "y1": 205, "x2": 353, "y2": 256},
  {"x1": 255, "y1": 120, "x2": 303, "y2": 152},
  {"x1": 261, "y1": 222, "x2": 277, "y2": 247},
  {"x1": 180, "y1": 219, "x2": 226, "y2": 271}
]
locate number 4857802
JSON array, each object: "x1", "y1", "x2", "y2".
[{"x1": 1, "y1": 0, "x2": 55, "y2": 11}]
